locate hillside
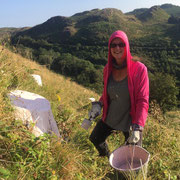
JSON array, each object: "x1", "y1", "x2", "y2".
[
  {"x1": 0, "y1": 4, "x2": 178, "y2": 116},
  {"x1": 161, "y1": 4, "x2": 180, "y2": 17},
  {"x1": 11, "y1": 8, "x2": 143, "y2": 45},
  {"x1": 135, "y1": 6, "x2": 170, "y2": 23},
  {"x1": 10, "y1": 4, "x2": 180, "y2": 43},
  {"x1": 0, "y1": 27, "x2": 30, "y2": 42},
  {"x1": 127, "y1": 3, "x2": 180, "y2": 17},
  {"x1": 8, "y1": 5, "x2": 180, "y2": 58},
  {"x1": 0, "y1": 46, "x2": 180, "y2": 179},
  {"x1": 0, "y1": 4, "x2": 179, "y2": 110}
]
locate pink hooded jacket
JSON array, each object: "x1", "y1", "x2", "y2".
[{"x1": 99, "y1": 30, "x2": 149, "y2": 127}]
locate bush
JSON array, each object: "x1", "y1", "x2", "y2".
[{"x1": 149, "y1": 72, "x2": 179, "y2": 113}]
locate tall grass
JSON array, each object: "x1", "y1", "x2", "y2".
[{"x1": 0, "y1": 46, "x2": 179, "y2": 179}]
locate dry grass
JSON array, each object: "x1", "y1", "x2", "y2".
[{"x1": 0, "y1": 46, "x2": 109, "y2": 179}]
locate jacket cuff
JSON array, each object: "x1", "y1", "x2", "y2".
[
  {"x1": 92, "y1": 101, "x2": 103, "y2": 107},
  {"x1": 132, "y1": 124, "x2": 144, "y2": 131}
]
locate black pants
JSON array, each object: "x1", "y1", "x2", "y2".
[{"x1": 89, "y1": 120, "x2": 142, "y2": 157}]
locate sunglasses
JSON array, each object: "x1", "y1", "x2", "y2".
[{"x1": 110, "y1": 43, "x2": 126, "y2": 48}]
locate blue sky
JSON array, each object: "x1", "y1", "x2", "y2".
[{"x1": 1, "y1": 0, "x2": 180, "y2": 28}]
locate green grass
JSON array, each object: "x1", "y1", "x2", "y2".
[{"x1": 0, "y1": 46, "x2": 179, "y2": 179}]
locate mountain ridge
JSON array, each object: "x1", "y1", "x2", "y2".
[
  {"x1": 10, "y1": 3, "x2": 180, "y2": 45},
  {"x1": 127, "y1": 3, "x2": 180, "y2": 17},
  {"x1": 135, "y1": 6, "x2": 170, "y2": 22}
]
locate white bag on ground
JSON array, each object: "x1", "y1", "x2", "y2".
[
  {"x1": 8, "y1": 90, "x2": 61, "y2": 138},
  {"x1": 31, "y1": 74, "x2": 43, "y2": 86}
]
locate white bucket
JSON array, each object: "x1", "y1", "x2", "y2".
[{"x1": 109, "y1": 145, "x2": 150, "y2": 179}]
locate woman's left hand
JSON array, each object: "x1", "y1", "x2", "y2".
[{"x1": 127, "y1": 131, "x2": 140, "y2": 144}]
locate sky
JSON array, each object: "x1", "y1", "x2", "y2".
[{"x1": 1, "y1": 0, "x2": 180, "y2": 28}]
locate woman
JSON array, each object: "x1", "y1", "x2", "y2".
[{"x1": 89, "y1": 30, "x2": 149, "y2": 157}]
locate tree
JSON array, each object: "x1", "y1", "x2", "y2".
[
  {"x1": 149, "y1": 72, "x2": 179, "y2": 113},
  {"x1": 38, "y1": 48, "x2": 60, "y2": 66}
]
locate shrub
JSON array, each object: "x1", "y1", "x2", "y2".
[{"x1": 149, "y1": 72, "x2": 179, "y2": 113}]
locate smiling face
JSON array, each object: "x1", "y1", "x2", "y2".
[{"x1": 110, "y1": 38, "x2": 126, "y2": 65}]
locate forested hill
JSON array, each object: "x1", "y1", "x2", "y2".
[
  {"x1": 1, "y1": 3, "x2": 180, "y2": 111},
  {"x1": 126, "y1": 3, "x2": 180, "y2": 17}
]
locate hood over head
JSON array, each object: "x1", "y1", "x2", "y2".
[{"x1": 107, "y1": 30, "x2": 132, "y2": 72}]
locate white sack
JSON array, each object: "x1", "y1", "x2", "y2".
[
  {"x1": 8, "y1": 90, "x2": 61, "y2": 138},
  {"x1": 31, "y1": 74, "x2": 42, "y2": 86}
]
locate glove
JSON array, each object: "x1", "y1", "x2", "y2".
[
  {"x1": 127, "y1": 130, "x2": 140, "y2": 144},
  {"x1": 88, "y1": 101, "x2": 102, "y2": 119},
  {"x1": 81, "y1": 118, "x2": 92, "y2": 130},
  {"x1": 81, "y1": 101, "x2": 102, "y2": 130},
  {"x1": 127, "y1": 124, "x2": 143, "y2": 144}
]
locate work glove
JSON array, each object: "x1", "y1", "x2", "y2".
[
  {"x1": 127, "y1": 130, "x2": 140, "y2": 144},
  {"x1": 81, "y1": 101, "x2": 102, "y2": 130},
  {"x1": 127, "y1": 124, "x2": 143, "y2": 144},
  {"x1": 81, "y1": 118, "x2": 93, "y2": 130},
  {"x1": 88, "y1": 101, "x2": 102, "y2": 119}
]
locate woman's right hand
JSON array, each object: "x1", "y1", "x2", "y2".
[{"x1": 89, "y1": 102, "x2": 102, "y2": 120}]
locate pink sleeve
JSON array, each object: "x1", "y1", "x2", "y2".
[
  {"x1": 99, "y1": 96, "x2": 103, "y2": 104},
  {"x1": 133, "y1": 65, "x2": 149, "y2": 127},
  {"x1": 98, "y1": 65, "x2": 108, "y2": 106}
]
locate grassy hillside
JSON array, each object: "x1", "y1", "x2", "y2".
[
  {"x1": 127, "y1": 4, "x2": 180, "y2": 17},
  {"x1": 136, "y1": 6, "x2": 170, "y2": 23},
  {"x1": 160, "y1": 4, "x2": 180, "y2": 17},
  {"x1": 0, "y1": 46, "x2": 179, "y2": 179}
]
